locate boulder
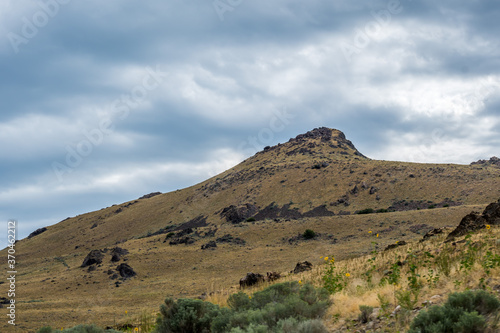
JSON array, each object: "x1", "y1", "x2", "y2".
[
  {"x1": 447, "y1": 199, "x2": 500, "y2": 241},
  {"x1": 292, "y1": 261, "x2": 313, "y2": 274},
  {"x1": 201, "y1": 241, "x2": 217, "y2": 250},
  {"x1": 28, "y1": 227, "x2": 47, "y2": 239},
  {"x1": 239, "y1": 273, "x2": 265, "y2": 288},
  {"x1": 265, "y1": 272, "x2": 281, "y2": 282},
  {"x1": 420, "y1": 228, "x2": 444, "y2": 242},
  {"x1": 384, "y1": 241, "x2": 407, "y2": 251},
  {"x1": 220, "y1": 204, "x2": 258, "y2": 224},
  {"x1": 116, "y1": 263, "x2": 136, "y2": 279},
  {"x1": 110, "y1": 247, "x2": 129, "y2": 262},
  {"x1": 81, "y1": 250, "x2": 104, "y2": 267}
]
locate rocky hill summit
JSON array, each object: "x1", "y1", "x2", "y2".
[
  {"x1": 246, "y1": 127, "x2": 368, "y2": 170},
  {"x1": 471, "y1": 156, "x2": 500, "y2": 168}
]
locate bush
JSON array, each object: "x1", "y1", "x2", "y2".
[
  {"x1": 245, "y1": 217, "x2": 256, "y2": 222},
  {"x1": 154, "y1": 297, "x2": 223, "y2": 333},
  {"x1": 357, "y1": 208, "x2": 374, "y2": 214},
  {"x1": 409, "y1": 290, "x2": 500, "y2": 333},
  {"x1": 303, "y1": 229, "x2": 316, "y2": 240},
  {"x1": 153, "y1": 282, "x2": 330, "y2": 333}
]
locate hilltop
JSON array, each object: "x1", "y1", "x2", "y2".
[{"x1": 2, "y1": 127, "x2": 500, "y2": 331}]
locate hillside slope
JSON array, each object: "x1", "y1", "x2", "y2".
[{"x1": 2, "y1": 127, "x2": 500, "y2": 331}]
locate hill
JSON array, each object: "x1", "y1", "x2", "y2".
[{"x1": 2, "y1": 127, "x2": 500, "y2": 331}]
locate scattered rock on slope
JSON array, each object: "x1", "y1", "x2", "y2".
[
  {"x1": 28, "y1": 227, "x2": 47, "y2": 239},
  {"x1": 110, "y1": 247, "x2": 129, "y2": 262},
  {"x1": 446, "y1": 198, "x2": 500, "y2": 241},
  {"x1": 81, "y1": 250, "x2": 104, "y2": 267},
  {"x1": 116, "y1": 263, "x2": 136, "y2": 279},
  {"x1": 220, "y1": 204, "x2": 258, "y2": 223},
  {"x1": 239, "y1": 273, "x2": 265, "y2": 288},
  {"x1": 292, "y1": 261, "x2": 313, "y2": 274}
]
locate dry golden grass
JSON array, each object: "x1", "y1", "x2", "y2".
[{"x1": 2, "y1": 129, "x2": 500, "y2": 331}]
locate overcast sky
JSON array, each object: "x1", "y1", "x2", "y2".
[{"x1": 1, "y1": 0, "x2": 499, "y2": 247}]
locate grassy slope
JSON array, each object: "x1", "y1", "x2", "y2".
[{"x1": 2, "y1": 128, "x2": 500, "y2": 331}]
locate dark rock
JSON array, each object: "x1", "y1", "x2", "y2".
[
  {"x1": 470, "y1": 156, "x2": 500, "y2": 168},
  {"x1": 116, "y1": 263, "x2": 136, "y2": 279},
  {"x1": 384, "y1": 241, "x2": 407, "y2": 251},
  {"x1": 220, "y1": 204, "x2": 258, "y2": 223},
  {"x1": 239, "y1": 273, "x2": 265, "y2": 288},
  {"x1": 350, "y1": 185, "x2": 359, "y2": 195},
  {"x1": 201, "y1": 241, "x2": 217, "y2": 250},
  {"x1": 81, "y1": 250, "x2": 104, "y2": 267},
  {"x1": 110, "y1": 247, "x2": 129, "y2": 262},
  {"x1": 28, "y1": 227, "x2": 47, "y2": 239},
  {"x1": 172, "y1": 216, "x2": 208, "y2": 231},
  {"x1": 369, "y1": 187, "x2": 378, "y2": 195},
  {"x1": 216, "y1": 234, "x2": 246, "y2": 246},
  {"x1": 87, "y1": 265, "x2": 96, "y2": 272},
  {"x1": 420, "y1": 228, "x2": 445, "y2": 242},
  {"x1": 303, "y1": 205, "x2": 335, "y2": 217},
  {"x1": 265, "y1": 272, "x2": 281, "y2": 282},
  {"x1": 169, "y1": 236, "x2": 196, "y2": 245},
  {"x1": 482, "y1": 199, "x2": 500, "y2": 225},
  {"x1": 408, "y1": 224, "x2": 434, "y2": 235},
  {"x1": 139, "y1": 192, "x2": 162, "y2": 199},
  {"x1": 292, "y1": 261, "x2": 313, "y2": 274}
]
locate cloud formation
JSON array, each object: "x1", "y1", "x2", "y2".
[{"x1": 1, "y1": 0, "x2": 499, "y2": 246}]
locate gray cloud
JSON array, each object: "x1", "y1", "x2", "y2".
[{"x1": 1, "y1": 0, "x2": 500, "y2": 247}]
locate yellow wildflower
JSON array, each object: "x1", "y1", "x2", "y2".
[
  {"x1": 368, "y1": 231, "x2": 372, "y2": 234},
  {"x1": 299, "y1": 280, "x2": 302, "y2": 284},
  {"x1": 324, "y1": 257, "x2": 329, "y2": 261},
  {"x1": 345, "y1": 273, "x2": 350, "y2": 277},
  {"x1": 135, "y1": 329, "x2": 139, "y2": 332},
  {"x1": 376, "y1": 234, "x2": 379, "y2": 238},
  {"x1": 486, "y1": 225, "x2": 491, "y2": 230}
]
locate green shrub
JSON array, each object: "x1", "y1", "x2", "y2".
[
  {"x1": 245, "y1": 217, "x2": 256, "y2": 222},
  {"x1": 277, "y1": 318, "x2": 328, "y2": 333},
  {"x1": 154, "y1": 297, "x2": 223, "y2": 333},
  {"x1": 357, "y1": 208, "x2": 374, "y2": 214},
  {"x1": 37, "y1": 328, "x2": 53, "y2": 333},
  {"x1": 154, "y1": 282, "x2": 330, "y2": 333},
  {"x1": 303, "y1": 229, "x2": 316, "y2": 240},
  {"x1": 409, "y1": 290, "x2": 500, "y2": 333},
  {"x1": 447, "y1": 290, "x2": 500, "y2": 315}
]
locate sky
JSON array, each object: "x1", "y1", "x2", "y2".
[{"x1": 1, "y1": 0, "x2": 500, "y2": 247}]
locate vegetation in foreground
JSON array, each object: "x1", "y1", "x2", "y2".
[{"x1": 38, "y1": 225, "x2": 500, "y2": 332}]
